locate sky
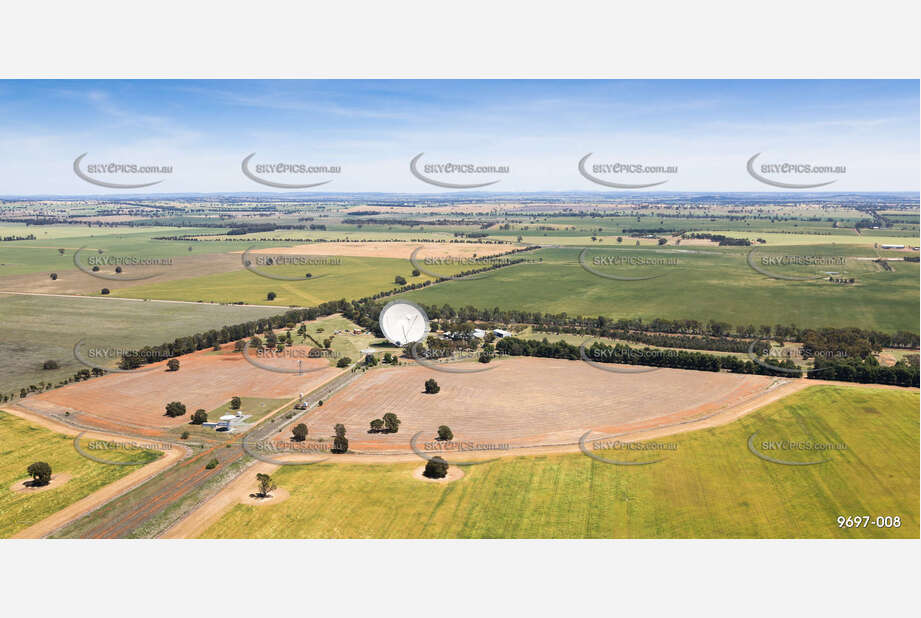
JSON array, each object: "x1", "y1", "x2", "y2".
[{"x1": 0, "y1": 79, "x2": 917, "y2": 195}]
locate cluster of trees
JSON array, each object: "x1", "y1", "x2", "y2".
[
  {"x1": 683, "y1": 233, "x2": 752, "y2": 246},
  {"x1": 1, "y1": 234, "x2": 36, "y2": 241},
  {"x1": 496, "y1": 337, "x2": 800, "y2": 377},
  {"x1": 164, "y1": 401, "x2": 186, "y2": 417},
  {"x1": 810, "y1": 357, "x2": 918, "y2": 387},
  {"x1": 409, "y1": 302, "x2": 919, "y2": 351},
  {"x1": 369, "y1": 412, "x2": 401, "y2": 433}
]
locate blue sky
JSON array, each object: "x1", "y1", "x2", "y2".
[{"x1": 0, "y1": 79, "x2": 917, "y2": 194}]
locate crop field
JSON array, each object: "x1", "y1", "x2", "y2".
[
  {"x1": 25, "y1": 343, "x2": 340, "y2": 435},
  {"x1": 397, "y1": 245, "x2": 919, "y2": 332},
  {"x1": 0, "y1": 411, "x2": 160, "y2": 538},
  {"x1": 297, "y1": 357, "x2": 776, "y2": 450},
  {"x1": 199, "y1": 385, "x2": 919, "y2": 539},
  {"x1": 0, "y1": 293, "x2": 284, "y2": 395},
  {"x1": 111, "y1": 254, "x2": 472, "y2": 305}
]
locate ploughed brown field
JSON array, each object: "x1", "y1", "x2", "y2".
[
  {"x1": 25, "y1": 344, "x2": 341, "y2": 435},
  {"x1": 295, "y1": 357, "x2": 777, "y2": 451}
]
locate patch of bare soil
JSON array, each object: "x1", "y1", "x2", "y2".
[
  {"x1": 241, "y1": 486, "x2": 290, "y2": 506},
  {"x1": 9, "y1": 473, "x2": 73, "y2": 494}
]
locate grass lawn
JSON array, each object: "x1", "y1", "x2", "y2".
[
  {"x1": 0, "y1": 411, "x2": 161, "y2": 538},
  {"x1": 200, "y1": 385, "x2": 918, "y2": 539}
]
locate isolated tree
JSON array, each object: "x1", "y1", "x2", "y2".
[
  {"x1": 423, "y1": 456, "x2": 449, "y2": 479},
  {"x1": 57, "y1": 248, "x2": 65, "y2": 255},
  {"x1": 437, "y1": 425, "x2": 454, "y2": 441},
  {"x1": 267, "y1": 291, "x2": 277, "y2": 301},
  {"x1": 115, "y1": 266, "x2": 123, "y2": 273},
  {"x1": 190, "y1": 409, "x2": 208, "y2": 425},
  {"x1": 369, "y1": 418, "x2": 384, "y2": 432},
  {"x1": 27, "y1": 461, "x2": 52, "y2": 486},
  {"x1": 42, "y1": 360, "x2": 59, "y2": 370},
  {"x1": 256, "y1": 473, "x2": 277, "y2": 497},
  {"x1": 205, "y1": 458, "x2": 219, "y2": 470},
  {"x1": 305, "y1": 272, "x2": 312, "y2": 279},
  {"x1": 323, "y1": 338, "x2": 332, "y2": 348},
  {"x1": 411, "y1": 269, "x2": 421, "y2": 277},
  {"x1": 336, "y1": 357, "x2": 352, "y2": 368},
  {"x1": 49, "y1": 273, "x2": 58, "y2": 280},
  {"x1": 167, "y1": 358, "x2": 180, "y2": 372},
  {"x1": 424, "y1": 378, "x2": 440, "y2": 394},
  {"x1": 297, "y1": 324, "x2": 308, "y2": 340},
  {"x1": 164, "y1": 401, "x2": 186, "y2": 418},
  {"x1": 332, "y1": 424, "x2": 348, "y2": 453},
  {"x1": 394, "y1": 275, "x2": 407, "y2": 285},
  {"x1": 100, "y1": 288, "x2": 110, "y2": 295},
  {"x1": 383, "y1": 412, "x2": 401, "y2": 433},
  {"x1": 230, "y1": 396, "x2": 242, "y2": 410},
  {"x1": 658, "y1": 238, "x2": 667, "y2": 246},
  {"x1": 292, "y1": 423, "x2": 308, "y2": 442},
  {"x1": 92, "y1": 265, "x2": 100, "y2": 272}
]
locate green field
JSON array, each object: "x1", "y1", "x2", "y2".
[
  {"x1": 0, "y1": 411, "x2": 161, "y2": 538},
  {"x1": 200, "y1": 385, "x2": 919, "y2": 539},
  {"x1": 111, "y1": 255, "x2": 468, "y2": 306},
  {"x1": 0, "y1": 294, "x2": 284, "y2": 394},
  {"x1": 397, "y1": 245, "x2": 919, "y2": 332}
]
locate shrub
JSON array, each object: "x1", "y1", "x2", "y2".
[
  {"x1": 180, "y1": 431, "x2": 190, "y2": 440},
  {"x1": 49, "y1": 273, "x2": 58, "y2": 280},
  {"x1": 423, "y1": 456, "x2": 449, "y2": 479},
  {"x1": 42, "y1": 360, "x2": 60, "y2": 370},
  {"x1": 437, "y1": 425, "x2": 453, "y2": 441},
  {"x1": 336, "y1": 357, "x2": 352, "y2": 368},
  {"x1": 100, "y1": 288, "x2": 110, "y2": 295},
  {"x1": 167, "y1": 358, "x2": 180, "y2": 372},
  {"x1": 205, "y1": 458, "x2": 219, "y2": 470},
  {"x1": 267, "y1": 291, "x2": 277, "y2": 301},
  {"x1": 27, "y1": 461, "x2": 52, "y2": 486},
  {"x1": 394, "y1": 275, "x2": 407, "y2": 285}
]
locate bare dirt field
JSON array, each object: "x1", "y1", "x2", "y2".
[
  {"x1": 241, "y1": 241, "x2": 514, "y2": 260},
  {"x1": 26, "y1": 344, "x2": 341, "y2": 434},
  {"x1": 288, "y1": 358, "x2": 777, "y2": 451}
]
